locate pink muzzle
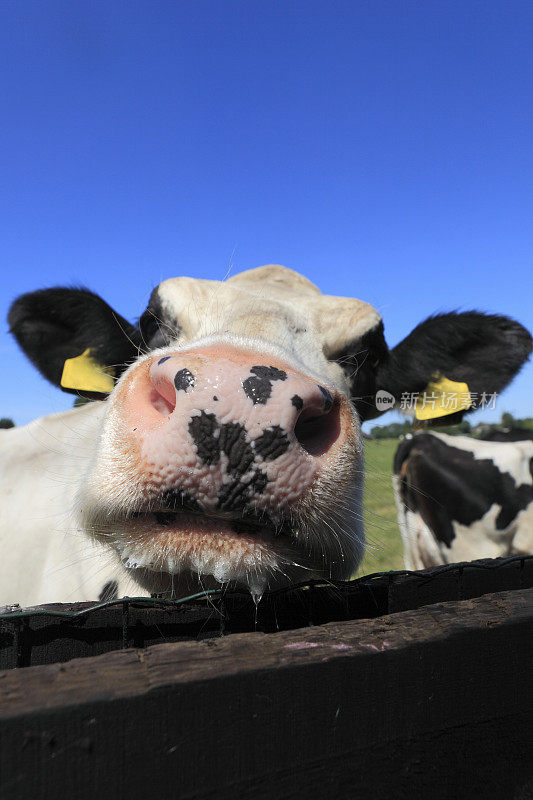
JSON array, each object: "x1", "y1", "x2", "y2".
[{"x1": 121, "y1": 346, "x2": 342, "y2": 519}]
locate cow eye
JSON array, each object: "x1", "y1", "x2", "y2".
[
  {"x1": 142, "y1": 317, "x2": 160, "y2": 340},
  {"x1": 139, "y1": 311, "x2": 173, "y2": 350}
]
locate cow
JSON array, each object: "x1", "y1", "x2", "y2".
[
  {"x1": 394, "y1": 430, "x2": 533, "y2": 569},
  {"x1": 2, "y1": 264, "x2": 531, "y2": 606},
  {"x1": 477, "y1": 426, "x2": 533, "y2": 442}
]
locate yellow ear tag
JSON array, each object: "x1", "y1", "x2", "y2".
[
  {"x1": 415, "y1": 375, "x2": 472, "y2": 421},
  {"x1": 61, "y1": 349, "x2": 115, "y2": 394}
]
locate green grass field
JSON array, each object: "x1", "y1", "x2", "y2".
[{"x1": 357, "y1": 438, "x2": 404, "y2": 576}]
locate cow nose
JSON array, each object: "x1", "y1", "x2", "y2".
[
  {"x1": 292, "y1": 385, "x2": 339, "y2": 457},
  {"x1": 148, "y1": 356, "x2": 195, "y2": 416},
  {"x1": 147, "y1": 351, "x2": 340, "y2": 460}
]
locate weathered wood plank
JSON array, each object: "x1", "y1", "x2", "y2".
[{"x1": 0, "y1": 588, "x2": 531, "y2": 800}]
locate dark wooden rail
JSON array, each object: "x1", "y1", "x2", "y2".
[
  {"x1": 1, "y1": 555, "x2": 532, "y2": 669},
  {"x1": 0, "y1": 584, "x2": 532, "y2": 800}
]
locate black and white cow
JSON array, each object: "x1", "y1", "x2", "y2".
[
  {"x1": 2, "y1": 264, "x2": 531, "y2": 605},
  {"x1": 477, "y1": 427, "x2": 533, "y2": 443},
  {"x1": 394, "y1": 430, "x2": 533, "y2": 569}
]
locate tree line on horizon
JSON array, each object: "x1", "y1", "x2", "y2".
[{"x1": 369, "y1": 412, "x2": 533, "y2": 440}]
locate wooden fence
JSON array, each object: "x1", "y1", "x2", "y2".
[{"x1": 0, "y1": 556, "x2": 532, "y2": 800}]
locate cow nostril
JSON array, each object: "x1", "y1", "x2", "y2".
[
  {"x1": 294, "y1": 400, "x2": 340, "y2": 457},
  {"x1": 150, "y1": 382, "x2": 176, "y2": 417}
]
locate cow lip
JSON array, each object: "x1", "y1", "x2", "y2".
[{"x1": 125, "y1": 507, "x2": 288, "y2": 538}]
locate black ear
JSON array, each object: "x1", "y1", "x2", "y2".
[
  {"x1": 8, "y1": 288, "x2": 141, "y2": 399},
  {"x1": 376, "y1": 312, "x2": 532, "y2": 424}
]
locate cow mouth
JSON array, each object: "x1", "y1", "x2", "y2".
[
  {"x1": 110, "y1": 501, "x2": 296, "y2": 559},
  {"x1": 125, "y1": 507, "x2": 289, "y2": 540},
  {"x1": 106, "y1": 504, "x2": 300, "y2": 588}
]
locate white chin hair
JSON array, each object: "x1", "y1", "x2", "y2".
[{"x1": 114, "y1": 537, "x2": 291, "y2": 598}]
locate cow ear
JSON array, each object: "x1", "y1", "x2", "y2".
[
  {"x1": 332, "y1": 321, "x2": 391, "y2": 422},
  {"x1": 375, "y1": 312, "x2": 532, "y2": 424},
  {"x1": 8, "y1": 288, "x2": 141, "y2": 399}
]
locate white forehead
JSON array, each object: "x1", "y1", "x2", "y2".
[{"x1": 156, "y1": 264, "x2": 381, "y2": 357}]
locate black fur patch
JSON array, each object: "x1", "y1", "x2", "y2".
[
  {"x1": 219, "y1": 422, "x2": 255, "y2": 475},
  {"x1": 8, "y1": 287, "x2": 141, "y2": 399},
  {"x1": 188, "y1": 411, "x2": 220, "y2": 465},
  {"x1": 99, "y1": 580, "x2": 118, "y2": 602},
  {"x1": 477, "y1": 428, "x2": 533, "y2": 442},
  {"x1": 291, "y1": 394, "x2": 303, "y2": 411},
  {"x1": 318, "y1": 386, "x2": 333, "y2": 412},
  {"x1": 138, "y1": 287, "x2": 180, "y2": 350},
  {"x1": 378, "y1": 312, "x2": 532, "y2": 423},
  {"x1": 174, "y1": 368, "x2": 195, "y2": 392},
  {"x1": 334, "y1": 312, "x2": 532, "y2": 424},
  {"x1": 242, "y1": 365, "x2": 287, "y2": 405},
  {"x1": 332, "y1": 322, "x2": 389, "y2": 422},
  {"x1": 394, "y1": 433, "x2": 533, "y2": 547},
  {"x1": 254, "y1": 425, "x2": 290, "y2": 460}
]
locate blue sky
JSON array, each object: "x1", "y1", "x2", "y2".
[{"x1": 1, "y1": 0, "x2": 532, "y2": 428}]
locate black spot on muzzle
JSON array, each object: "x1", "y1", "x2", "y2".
[
  {"x1": 187, "y1": 408, "x2": 290, "y2": 514},
  {"x1": 242, "y1": 365, "x2": 287, "y2": 405},
  {"x1": 218, "y1": 468, "x2": 269, "y2": 512},
  {"x1": 291, "y1": 394, "x2": 303, "y2": 411},
  {"x1": 219, "y1": 421, "x2": 255, "y2": 476},
  {"x1": 174, "y1": 368, "x2": 195, "y2": 392},
  {"x1": 188, "y1": 411, "x2": 221, "y2": 465},
  {"x1": 254, "y1": 425, "x2": 290, "y2": 460}
]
